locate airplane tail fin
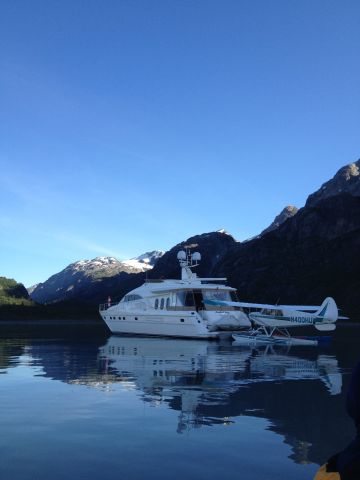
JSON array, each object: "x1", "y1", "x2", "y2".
[{"x1": 314, "y1": 297, "x2": 338, "y2": 325}]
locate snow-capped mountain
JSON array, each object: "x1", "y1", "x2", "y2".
[
  {"x1": 30, "y1": 251, "x2": 165, "y2": 304},
  {"x1": 122, "y1": 250, "x2": 166, "y2": 270}
]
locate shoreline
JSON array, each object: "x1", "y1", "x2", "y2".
[{"x1": 0, "y1": 318, "x2": 103, "y2": 325}]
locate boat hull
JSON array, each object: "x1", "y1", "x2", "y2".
[{"x1": 100, "y1": 310, "x2": 221, "y2": 339}]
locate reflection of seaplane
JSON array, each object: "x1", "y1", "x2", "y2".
[
  {"x1": 98, "y1": 336, "x2": 342, "y2": 433},
  {"x1": 222, "y1": 297, "x2": 339, "y2": 346}
]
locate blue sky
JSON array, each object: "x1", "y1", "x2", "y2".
[{"x1": 1, "y1": 0, "x2": 359, "y2": 286}]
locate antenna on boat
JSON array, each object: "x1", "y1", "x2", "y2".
[
  {"x1": 177, "y1": 248, "x2": 201, "y2": 280},
  {"x1": 191, "y1": 251, "x2": 201, "y2": 265}
]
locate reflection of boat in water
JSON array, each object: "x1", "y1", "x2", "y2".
[
  {"x1": 243, "y1": 348, "x2": 342, "y2": 395},
  {"x1": 99, "y1": 336, "x2": 342, "y2": 398},
  {"x1": 98, "y1": 336, "x2": 345, "y2": 461},
  {"x1": 20, "y1": 334, "x2": 348, "y2": 466}
]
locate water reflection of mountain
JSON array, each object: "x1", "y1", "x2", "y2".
[
  {"x1": 0, "y1": 338, "x2": 28, "y2": 371},
  {"x1": 27, "y1": 339, "x2": 118, "y2": 387},
  {"x1": 26, "y1": 335, "x2": 354, "y2": 466}
]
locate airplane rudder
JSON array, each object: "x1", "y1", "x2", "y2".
[{"x1": 323, "y1": 297, "x2": 338, "y2": 322}]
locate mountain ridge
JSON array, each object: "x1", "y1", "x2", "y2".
[
  {"x1": 30, "y1": 251, "x2": 164, "y2": 304},
  {"x1": 260, "y1": 205, "x2": 298, "y2": 236},
  {"x1": 306, "y1": 159, "x2": 360, "y2": 207}
]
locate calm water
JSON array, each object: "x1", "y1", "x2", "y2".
[{"x1": 0, "y1": 323, "x2": 359, "y2": 480}]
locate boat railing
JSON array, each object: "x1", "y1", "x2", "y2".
[
  {"x1": 204, "y1": 305, "x2": 236, "y2": 311},
  {"x1": 99, "y1": 301, "x2": 119, "y2": 311},
  {"x1": 166, "y1": 306, "x2": 195, "y2": 311}
]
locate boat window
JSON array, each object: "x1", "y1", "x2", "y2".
[
  {"x1": 175, "y1": 290, "x2": 198, "y2": 307},
  {"x1": 230, "y1": 291, "x2": 239, "y2": 302},
  {"x1": 184, "y1": 291, "x2": 195, "y2": 306},
  {"x1": 155, "y1": 298, "x2": 159, "y2": 309},
  {"x1": 176, "y1": 291, "x2": 186, "y2": 306},
  {"x1": 166, "y1": 297, "x2": 170, "y2": 309},
  {"x1": 193, "y1": 290, "x2": 204, "y2": 311},
  {"x1": 124, "y1": 294, "x2": 142, "y2": 302},
  {"x1": 203, "y1": 290, "x2": 231, "y2": 303},
  {"x1": 160, "y1": 298, "x2": 165, "y2": 309}
]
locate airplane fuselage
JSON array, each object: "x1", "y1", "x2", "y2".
[{"x1": 249, "y1": 313, "x2": 334, "y2": 328}]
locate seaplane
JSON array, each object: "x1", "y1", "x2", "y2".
[{"x1": 204, "y1": 296, "x2": 340, "y2": 346}]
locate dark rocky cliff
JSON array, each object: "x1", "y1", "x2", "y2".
[
  {"x1": 306, "y1": 159, "x2": 360, "y2": 207},
  {"x1": 260, "y1": 205, "x2": 298, "y2": 236},
  {"x1": 149, "y1": 231, "x2": 237, "y2": 280},
  {"x1": 214, "y1": 193, "x2": 360, "y2": 314}
]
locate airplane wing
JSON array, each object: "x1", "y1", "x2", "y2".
[
  {"x1": 204, "y1": 300, "x2": 281, "y2": 309},
  {"x1": 277, "y1": 305, "x2": 321, "y2": 311},
  {"x1": 204, "y1": 299, "x2": 322, "y2": 311}
]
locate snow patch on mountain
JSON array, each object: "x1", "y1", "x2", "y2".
[
  {"x1": 70, "y1": 256, "x2": 120, "y2": 273},
  {"x1": 57, "y1": 252, "x2": 165, "y2": 277},
  {"x1": 122, "y1": 250, "x2": 165, "y2": 270},
  {"x1": 122, "y1": 259, "x2": 153, "y2": 270},
  {"x1": 216, "y1": 229, "x2": 232, "y2": 236}
]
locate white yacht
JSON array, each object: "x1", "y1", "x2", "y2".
[{"x1": 99, "y1": 250, "x2": 251, "y2": 339}]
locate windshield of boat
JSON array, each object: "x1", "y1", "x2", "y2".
[
  {"x1": 202, "y1": 290, "x2": 232, "y2": 302},
  {"x1": 122, "y1": 294, "x2": 142, "y2": 302}
]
